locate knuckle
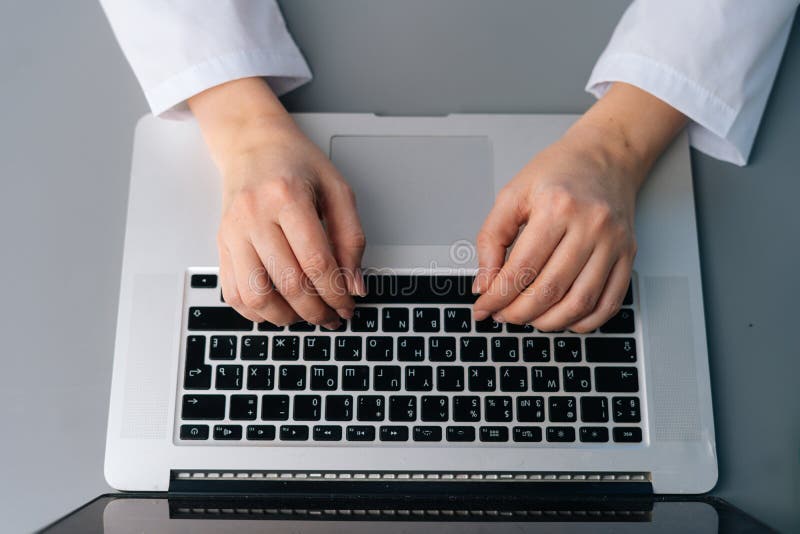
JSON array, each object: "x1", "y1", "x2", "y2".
[
  {"x1": 266, "y1": 178, "x2": 297, "y2": 204},
  {"x1": 223, "y1": 291, "x2": 243, "y2": 308},
  {"x1": 546, "y1": 186, "x2": 577, "y2": 216},
  {"x1": 475, "y1": 230, "x2": 496, "y2": 250},
  {"x1": 303, "y1": 309, "x2": 330, "y2": 326},
  {"x1": 503, "y1": 309, "x2": 530, "y2": 325},
  {"x1": 534, "y1": 278, "x2": 563, "y2": 306},
  {"x1": 600, "y1": 299, "x2": 623, "y2": 319},
  {"x1": 241, "y1": 291, "x2": 270, "y2": 310},
  {"x1": 344, "y1": 229, "x2": 367, "y2": 251},
  {"x1": 566, "y1": 291, "x2": 597, "y2": 318},
  {"x1": 278, "y1": 270, "x2": 306, "y2": 300},
  {"x1": 301, "y1": 250, "x2": 334, "y2": 276}
]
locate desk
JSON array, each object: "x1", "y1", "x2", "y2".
[{"x1": 0, "y1": 1, "x2": 797, "y2": 532}]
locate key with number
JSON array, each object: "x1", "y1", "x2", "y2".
[
  {"x1": 325, "y1": 395, "x2": 353, "y2": 421},
  {"x1": 421, "y1": 396, "x2": 449, "y2": 422},
  {"x1": 613, "y1": 397, "x2": 641, "y2": 422},
  {"x1": 549, "y1": 396, "x2": 577, "y2": 422},
  {"x1": 580, "y1": 397, "x2": 609, "y2": 422},
  {"x1": 485, "y1": 396, "x2": 513, "y2": 422},
  {"x1": 453, "y1": 396, "x2": 481, "y2": 422},
  {"x1": 294, "y1": 395, "x2": 322, "y2": 421},
  {"x1": 516, "y1": 396, "x2": 545, "y2": 422},
  {"x1": 357, "y1": 395, "x2": 385, "y2": 421},
  {"x1": 389, "y1": 396, "x2": 417, "y2": 421}
]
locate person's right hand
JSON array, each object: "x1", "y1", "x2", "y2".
[{"x1": 189, "y1": 78, "x2": 366, "y2": 329}]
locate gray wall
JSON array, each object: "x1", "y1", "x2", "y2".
[{"x1": 0, "y1": 1, "x2": 797, "y2": 532}]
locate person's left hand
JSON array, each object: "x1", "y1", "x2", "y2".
[{"x1": 471, "y1": 121, "x2": 642, "y2": 333}]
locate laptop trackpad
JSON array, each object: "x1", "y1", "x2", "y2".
[{"x1": 330, "y1": 135, "x2": 494, "y2": 245}]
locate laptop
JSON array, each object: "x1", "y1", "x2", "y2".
[{"x1": 104, "y1": 113, "x2": 717, "y2": 496}]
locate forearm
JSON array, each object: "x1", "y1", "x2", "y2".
[
  {"x1": 566, "y1": 82, "x2": 689, "y2": 191},
  {"x1": 188, "y1": 77, "x2": 297, "y2": 172}
]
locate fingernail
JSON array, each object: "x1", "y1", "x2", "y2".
[
  {"x1": 493, "y1": 313, "x2": 505, "y2": 323},
  {"x1": 337, "y1": 307, "x2": 353, "y2": 320},
  {"x1": 473, "y1": 309, "x2": 489, "y2": 321},
  {"x1": 324, "y1": 319, "x2": 341, "y2": 331},
  {"x1": 471, "y1": 276, "x2": 482, "y2": 294},
  {"x1": 354, "y1": 268, "x2": 367, "y2": 296}
]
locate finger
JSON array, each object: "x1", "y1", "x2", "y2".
[
  {"x1": 567, "y1": 256, "x2": 633, "y2": 333},
  {"x1": 473, "y1": 190, "x2": 525, "y2": 294},
  {"x1": 278, "y1": 198, "x2": 356, "y2": 317},
  {"x1": 223, "y1": 241, "x2": 278, "y2": 323},
  {"x1": 251, "y1": 222, "x2": 342, "y2": 329},
  {"x1": 219, "y1": 244, "x2": 242, "y2": 309},
  {"x1": 493, "y1": 230, "x2": 593, "y2": 325},
  {"x1": 528, "y1": 244, "x2": 617, "y2": 332},
  {"x1": 320, "y1": 180, "x2": 367, "y2": 298},
  {"x1": 473, "y1": 211, "x2": 566, "y2": 320}
]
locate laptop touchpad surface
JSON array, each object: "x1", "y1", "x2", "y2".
[{"x1": 330, "y1": 135, "x2": 493, "y2": 246}]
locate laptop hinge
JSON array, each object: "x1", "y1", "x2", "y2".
[{"x1": 169, "y1": 470, "x2": 652, "y2": 495}]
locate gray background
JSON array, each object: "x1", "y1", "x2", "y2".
[{"x1": 0, "y1": 0, "x2": 797, "y2": 532}]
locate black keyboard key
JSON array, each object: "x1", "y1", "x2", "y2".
[
  {"x1": 382, "y1": 307, "x2": 409, "y2": 332},
  {"x1": 500, "y1": 366, "x2": 527, "y2": 391},
  {"x1": 580, "y1": 427, "x2": 609, "y2": 443},
  {"x1": 229, "y1": 394, "x2": 258, "y2": 420},
  {"x1": 241, "y1": 336, "x2": 268, "y2": 360},
  {"x1": 278, "y1": 365, "x2": 306, "y2": 390},
  {"x1": 180, "y1": 424, "x2": 209, "y2": 440},
  {"x1": 446, "y1": 426, "x2": 476, "y2": 442},
  {"x1": 398, "y1": 336, "x2": 425, "y2": 361},
  {"x1": 310, "y1": 365, "x2": 338, "y2": 390},
  {"x1": 444, "y1": 308, "x2": 471, "y2": 332},
  {"x1": 261, "y1": 395, "x2": 289, "y2": 420},
  {"x1": 595, "y1": 367, "x2": 639, "y2": 392},
  {"x1": 506, "y1": 323, "x2": 534, "y2": 333},
  {"x1": 586, "y1": 338, "x2": 637, "y2": 363},
  {"x1": 513, "y1": 426, "x2": 542, "y2": 442},
  {"x1": 357, "y1": 395, "x2": 385, "y2": 421},
  {"x1": 405, "y1": 366, "x2": 433, "y2": 391},
  {"x1": 531, "y1": 367, "x2": 559, "y2": 392},
  {"x1": 480, "y1": 426, "x2": 509, "y2": 442},
  {"x1": 413, "y1": 308, "x2": 440, "y2": 332},
  {"x1": 475, "y1": 318, "x2": 502, "y2": 332},
  {"x1": 191, "y1": 274, "x2": 217, "y2": 288},
  {"x1": 314, "y1": 425, "x2": 342, "y2": 441},
  {"x1": 246, "y1": 365, "x2": 274, "y2": 390},
  {"x1": 491, "y1": 337, "x2": 519, "y2": 362},
  {"x1": 459, "y1": 337, "x2": 488, "y2": 362},
  {"x1": 347, "y1": 425, "x2": 376, "y2": 441},
  {"x1": 213, "y1": 424, "x2": 242, "y2": 440},
  {"x1": 429, "y1": 336, "x2": 456, "y2": 361},
  {"x1": 303, "y1": 336, "x2": 331, "y2": 361},
  {"x1": 289, "y1": 321, "x2": 316, "y2": 332},
  {"x1": 209, "y1": 335, "x2": 237, "y2": 360},
  {"x1": 522, "y1": 337, "x2": 550, "y2": 362},
  {"x1": 485, "y1": 396, "x2": 513, "y2": 422},
  {"x1": 280, "y1": 425, "x2": 309, "y2": 441},
  {"x1": 549, "y1": 396, "x2": 577, "y2": 422},
  {"x1": 184, "y1": 362, "x2": 211, "y2": 390},
  {"x1": 413, "y1": 426, "x2": 442, "y2": 442},
  {"x1": 623, "y1": 281, "x2": 633, "y2": 305},
  {"x1": 325, "y1": 395, "x2": 353, "y2": 421},
  {"x1": 421, "y1": 396, "x2": 449, "y2": 422},
  {"x1": 351, "y1": 307, "x2": 378, "y2": 331},
  {"x1": 366, "y1": 336, "x2": 394, "y2": 361},
  {"x1": 216, "y1": 365, "x2": 243, "y2": 390},
  {"x1": 517, "y1": 396, "x2": 545, "y2": 422},
  {"x1": 613, "y1": 427, "x2": 642, "y2": 443},
  {"x1": 436, "y1": 366, "x2": 465, "y2": 391},
  {"x1": 546, "y1": 426, "x2": 576, "y2": 442},
  {"x1": 182, "y1": 395, "x2": 225, "y2": 420},
  {"x1": 335, "y1": 336, "x2": 362, "y2": 361},
  {"x1": 380, "y1": 426, "x2": 409, "y2": 441},
  {"x1": 342, "y1": 365, "x2": 370, "y2": 390},
  {"x1": 563, "y1": 366, "x2": 592, "y2": 392},
  {"x1": 257, "y1": 320, "x2": 284, "y2": 332},
  {"x1": 600, "y1": 309, "x2": 635, "y2": 333},
  {"x1": 468, "y1": 366, "x2": 496, "y2": 392},
  {"x1": 185, "y1": 336, "x2": 206, "y2": 366},
  {"x1": 453, "y1": 396, "x2": 481, "y2": 422},
  {"x1": 272, "y1": 336, "x2": 300, "y2": 360},
  {"x1": 389, "y1": 396, "x2": 417, "y2": 421},
  {"x1": 554, "y1": 337, "x2": 581, "y2": 362},
  {"x1": 188, "y1": 307, "x2": 253, "y2": 331},
  {"x1": 580, "y1": 397, "x2": 609, "y2": 423},
  {"x1": 613, "y1": 397, "x2": 641, "y2": 422},
  {"x1": 374, "y1": 365, "x2": 402, "y2": 391},
  {"x1": 294, "y1": 395, "x2": 322, "y2": 421},
  {"x1": 247, "y1": 425, "x2": 276, "y2": 440}
]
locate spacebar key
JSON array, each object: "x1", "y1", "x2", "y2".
[{"x1": 188, "y1": 307, "x2": 253, "y2": 331}]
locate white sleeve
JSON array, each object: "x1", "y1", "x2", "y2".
[
  {"x1": 586, "y1": 0, "x2": 798, "y2": 166},
  {"x1": 99, "y1": 0, "x2": 312, "y2": 120}
]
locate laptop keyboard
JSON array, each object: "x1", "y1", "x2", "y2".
[{"x1": 177, "y1": 271, "x2": 645, "y2": 446}]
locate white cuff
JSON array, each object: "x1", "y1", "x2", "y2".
[{"x1": 146, "y1": 47, "x2": 312, "y2": 120}]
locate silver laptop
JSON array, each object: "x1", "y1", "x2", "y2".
[{"x1": 104, "y1": 113, "x2": 717, "y2": 495}]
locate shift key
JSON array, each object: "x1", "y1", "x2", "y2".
[{"x1": 188, "y1": 307, "x2": 253, "y2": 331}]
